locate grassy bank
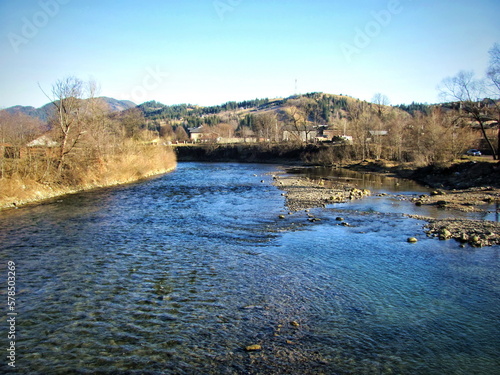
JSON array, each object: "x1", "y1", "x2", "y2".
[{"x1": 0, "y1": 144, "x2": 176, "y2": 210}]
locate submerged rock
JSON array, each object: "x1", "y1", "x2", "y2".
[
  {"x1": 245, "y1": 344, "x2": 262, "y2": 352},
  {"x1": 407, "y1": 237, "x2": 418, "y2": 243}
]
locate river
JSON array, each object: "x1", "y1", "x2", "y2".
[{"x1": 0, "y1": 162, "x2": 499, "y2": 374}]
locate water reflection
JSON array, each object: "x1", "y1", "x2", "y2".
[{"x1": 286, "y1": 165, "x2": 430, "y2": 194}]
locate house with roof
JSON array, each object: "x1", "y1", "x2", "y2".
[
  {"x1": 189, "y1": 126, "x2": 219, "y2": 143},
  {"x1": 189, "y1": 126, "x2": 205, "y2": 142},
  {"x1": 23, "y1": 135, "x2": 59, "y2": 158}
]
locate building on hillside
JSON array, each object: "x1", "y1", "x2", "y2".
[
  {"x1": 367, "y1": 130, "x2": 388, "y2": 143},
  {"x1": 282, "y1": 126, "x2": 318, "y2": 142},
  {"x1": 368, "y1": 130, "x2": 388, "y2": 137},
  {"x1": 216, "y1": 137, "x2": 258, "y2": 144},
  {"x1": 189, "y1": 126, "x2": 219, "y2": 143},
  {"x1": 23, "y1": 135, "x2": 59, "y2": 158},
  {"x1": 189, "y1": 126, "x2": 205, "y2": 142},
  {"x1": 26, "y1": 135, "x2": 58, "y2": 147}
]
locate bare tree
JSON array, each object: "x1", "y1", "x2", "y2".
[
  {"x1": 439, "y1": 71, "x2": 498, "y2": 160},
  {"x1": 487, "y1": 44, "x2": 500, "y2": 157},
  {"x1": 114, "y1": 107, "x2": 145, "y2": 139},
  {"x1": 284, "y1": 98, "x2": 316, "y2": 142},
  {"x1": 487, "y1": 43, "x2": 500, "y2": 93},
  {"x1": 40, "y1": 77, "x2": 99, "y2": 171},
  {"x1": 214, "y1": 122, "x2": 235, "y2": 139},
  {"x1": 174, "y1": 126, "x2": 189, "y2": 142},
  {"x1": 371, "y1": 93, "x2": 390, "y2": 118},
  {"x1": 0, "y1": 111, "x2": 44, "y2": 146},
  {"x1": 253, "y1": 112, "x2": 279, "y2": 141},
  {"x1": 0, "y1": 111, "x2": 45, "y2": 178}
]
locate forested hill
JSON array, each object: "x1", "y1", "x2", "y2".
[{"x1": 137, "y1": 92, "x2": 433, "y2": 128}]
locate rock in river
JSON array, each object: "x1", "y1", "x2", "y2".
[{"x1": 245, "y1": 344, "x2": 262, "y2": 352}]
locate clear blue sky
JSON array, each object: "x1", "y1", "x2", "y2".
[{"x1": 1, "y1": 0, "x2": 499, "y2": 108}]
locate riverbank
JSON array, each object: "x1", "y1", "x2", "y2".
[
  {"x1": 0, "y1": 167, "x2": 176, "y2": 211},
  {"x1": 344, "y1": 158, "x2": 500, "y2": 190},
  {"x1": 0, "y1": 148, "x2": 177, "y2": 211},
  {"x1": 174, "y1": 143, "x2": 344, "y2": 165}
]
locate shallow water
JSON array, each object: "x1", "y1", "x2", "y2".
[
  {"x1": 288, "y1": 165, "x2": 500, "y2": 222},
  {"x1": 0, "y1": 162, "x2": 499, "y2": 374}
]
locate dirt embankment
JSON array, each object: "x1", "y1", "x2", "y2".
[{"x1": 346, "y1": 159, "x2": 500, "y2": 190}]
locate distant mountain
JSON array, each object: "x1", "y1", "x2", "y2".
[
  {"x1": 2, "y1": 97, "x2": 136, "y2": 122},
  {"x1": 3, "y1": 103, "x2": 54, "y2": 122},
  {"x1": 100, "y1": 97, "x2": 137, "y2": 112}
]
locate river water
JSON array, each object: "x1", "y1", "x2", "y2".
[{"x1": 0, "y1": 162, "x2": 499, "y2": 374}]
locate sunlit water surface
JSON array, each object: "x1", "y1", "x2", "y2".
[{"x1": 0, "y1": 163, "x2": 499, "y2": 374}]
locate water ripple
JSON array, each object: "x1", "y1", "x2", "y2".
[{"x1": 0, "y1": 163, "x2": 499, "y2": 374}]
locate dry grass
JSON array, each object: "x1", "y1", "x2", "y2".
[{"x1": 0, "y1": 143, "x2": 176, "y2": 210}]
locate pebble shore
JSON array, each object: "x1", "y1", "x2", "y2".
[{"x1": 272, "y1": 174, "x2": 370, "y2": 212}]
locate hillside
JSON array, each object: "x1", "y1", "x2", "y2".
[{"x1": 137, "y1": 92, "x2": 416, "y2": 129}]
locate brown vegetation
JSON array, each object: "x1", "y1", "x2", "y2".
[{"x1": 0, "y1": 77, "x2": 176, "y2": 210}]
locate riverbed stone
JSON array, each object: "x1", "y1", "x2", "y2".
[
  {"x1": 436, "y1": 200, "x2": 448, "y2": 208},
  {"x1": 245, "y1": 344, "x2": 262, "y2": 352},
  {"x1": 438, "y1": 228, "x2": 452, "y2": 240},
  {"x1": 407, "y1": 237, "x2": 418, "y2": 243},
  {"x1": 459, "y1": 233, "x2": 469, "y2": 243},
  {"x1": 431, "y1": 190, "x2": 445, "y2": 196},
  {"x1": 469, "y1": 235, "x2": 482, "y2": 247}
]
